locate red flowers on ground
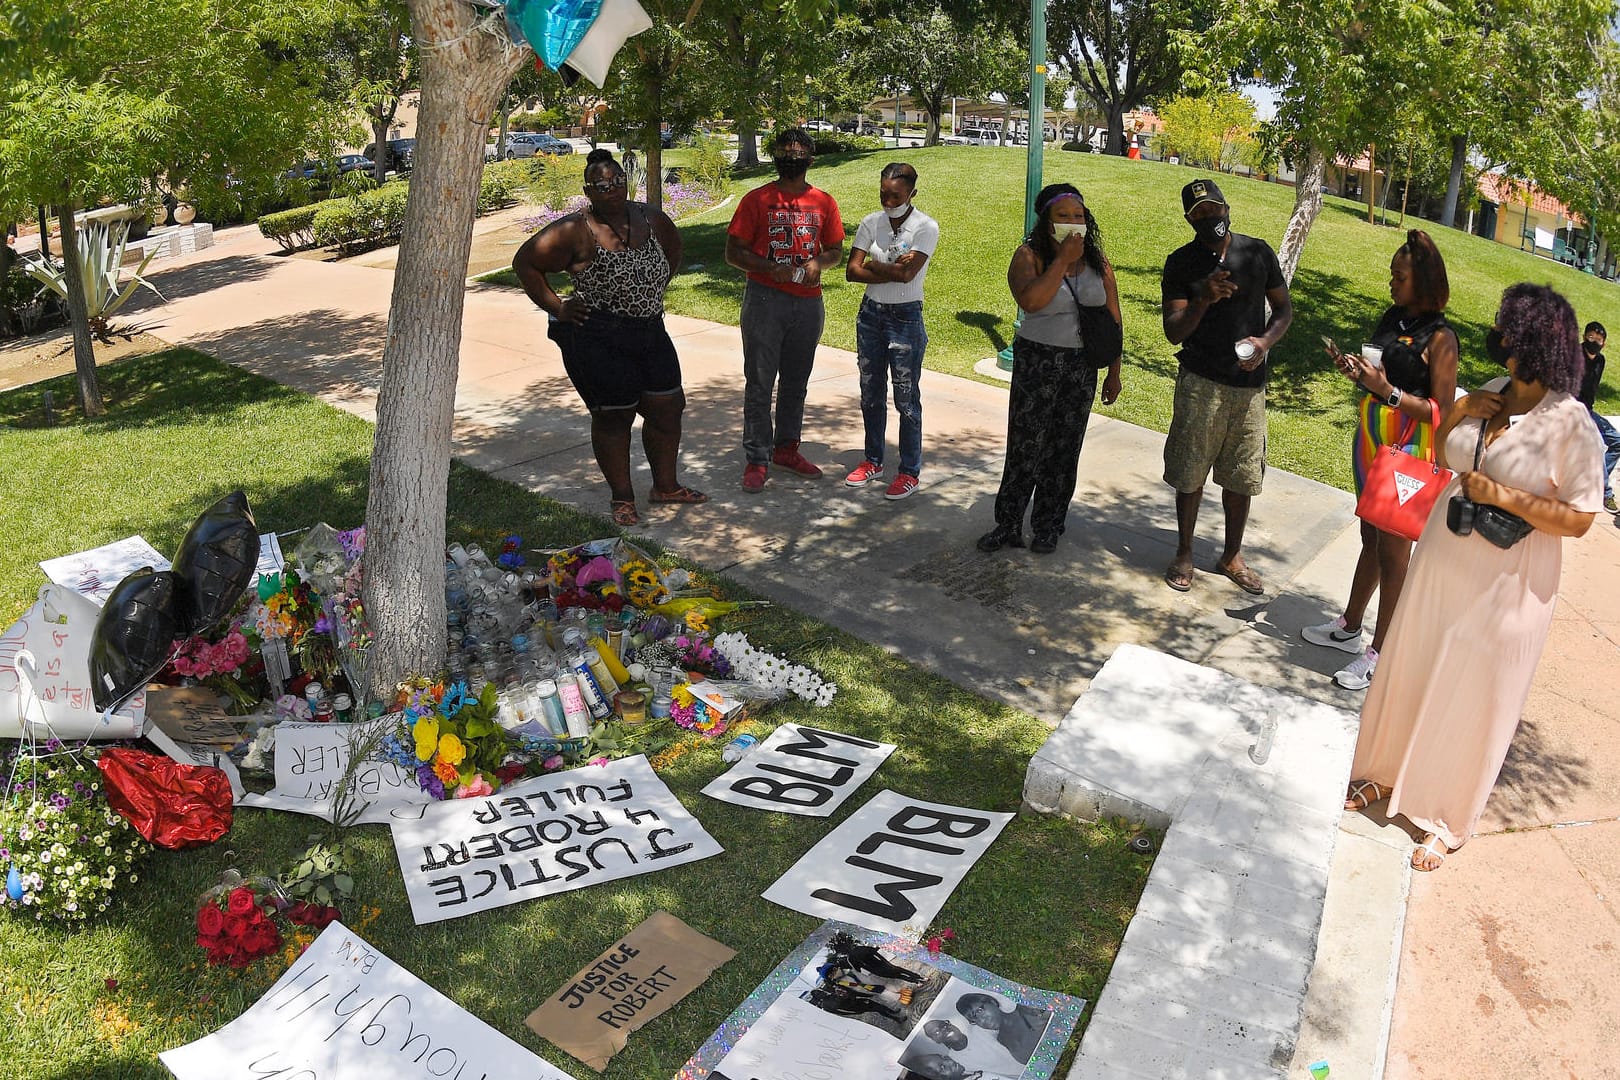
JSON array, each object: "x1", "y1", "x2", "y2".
[{"x1": 195, "y1": 886, "x2": 284, "y2": 968}]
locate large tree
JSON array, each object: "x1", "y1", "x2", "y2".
[
  {"x1": 1048, "y1": 0, "x2": 1205, "y2": 155},
  {"x1": 0, "y1": 0, "x2": 334, "y2": 414},
  {"x1": 323, "y1": 0, "x2": 418, "y2": 182},
  {"x1": 853, "y1": 6, "x2": 1009, "y2": 145}
]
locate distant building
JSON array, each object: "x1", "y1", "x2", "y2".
[{"x1": 1473, "y1": 172, "x2": 1606, "y2": 274}]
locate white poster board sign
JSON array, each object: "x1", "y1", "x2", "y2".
[
  {"x1": 39, "y1": 536, "x2": 169, "y2": 606},
  {"x1": 700, "y1": 723, "x2": 894, "y2": 817},
  {"x1": 761, "y1": 790, "x2": 1012, "y2": 937},
  {"x1": 160, "y1": 921, "x2": 576, "y2": 1080},
  {"x1": 235, "y1": 718, "x2": 428, "y2": 824},
  {"x1": 390, "y1": 755, "x2": 723, "y2": 925},
  {"x1": 0, "y1": 584, "x2": 146, "y2": 739}
]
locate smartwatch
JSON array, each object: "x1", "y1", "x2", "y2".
[{"x1": 1385, "y1": 387, "x2": 1403, "y2": 409}]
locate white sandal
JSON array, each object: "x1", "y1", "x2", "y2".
[
  {"x1": 1411, "y1": 834, "x2": 1449, "y2": 872},
  {"x1": 1344, "y1": 780, "x2": 1389, "y2": 811}
]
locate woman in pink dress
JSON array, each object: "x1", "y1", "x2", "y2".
[{"x1": 1343, "y1": 284, "x2": 1604, "y2": 871}]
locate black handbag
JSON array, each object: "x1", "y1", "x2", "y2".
[
  {"x1": 1064, "y1": 276, "x2": 1123, "y2": 369},
  {"x1": 1446, "y1": 416, "x2": 1534, "y2": 549}
]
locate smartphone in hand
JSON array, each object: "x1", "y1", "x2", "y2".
[{"x1": 1320, "y1": 335, "x2": 1342, "y2": 358}]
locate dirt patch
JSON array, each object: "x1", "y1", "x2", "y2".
[{"x1": 0, "y1": 325, "x2": 171, "y2": 392}]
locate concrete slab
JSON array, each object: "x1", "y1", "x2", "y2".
[{"x1": 1383, "y1": 825, "x2": 1620, "y2": 1080}]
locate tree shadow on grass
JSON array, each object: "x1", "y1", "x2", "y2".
[{"x1": 956, "y1": 309, "x2": 1008, "y2": 354}]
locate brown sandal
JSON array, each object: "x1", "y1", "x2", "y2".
[
  {"x1": 649, "y1": 485, "x2": 709, "y2": 505},
  {"x1": 610, "y1": 500, "x2": 640, "y2": 526}
]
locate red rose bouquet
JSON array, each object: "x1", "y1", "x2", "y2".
[{"x1": 194, "y1": 873, "x2": 285, "y2": 968}]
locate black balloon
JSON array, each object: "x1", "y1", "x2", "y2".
[
  {"x1": 90, "y1": 568, "x2": 181, "y2": 712},
  {"x1": 172, "y1": 491, "x2": 260, "y2": 635}
]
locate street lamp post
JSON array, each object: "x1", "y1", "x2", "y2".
[{"x1": 997, "y1": 0, "x2": 1047, "y2": 370}]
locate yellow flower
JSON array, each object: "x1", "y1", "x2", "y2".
[
  {"x1": 413, "y1": 717, "x2": 439, "y2": 761},
  {"x1": 437, "y1": 733, "x2": 466, "y2": 766},
  {"x1": 672, "y1": 683, "x2": 695, "y2": 708}
]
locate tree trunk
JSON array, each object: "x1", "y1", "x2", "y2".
[
  {"x1": 645, "y1": 142, "x2": 665, "y2": 213},
  {"x1": 56, "y1": 207, "x2": 105, "y2": 417},
  {"x1": 735, "y1": 114, "x2": 759, "y2": 167},
  {"x1": 37, "y1": 206, "x2": 50, "y2": 258},
  {"x1": 364, "y1": 0, "x2": 527, "y2": 694},
  {"x1": 1105, "y1": 101, "x2": 1126, "y2": 155},
  {"x1": 497, "y1": 94, "x2": 512, "y2": 159},
  {"x1": 1277, "y1": 145, "x2": 1325, "y2": 286},
  {"x1": 373, "y1": 112, "x2": 392, "y2": 183},
  {"x1": 1440, "y1": 133, "x2": 1467, "y2": 229},
  {"x1": 924, "y1": 109, "x2": 940, "y2": 146}
]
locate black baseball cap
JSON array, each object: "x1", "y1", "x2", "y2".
[{"x1": 1182, "y1": 178, "x2": 1227, "y2": 215}]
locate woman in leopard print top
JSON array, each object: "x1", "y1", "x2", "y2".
[{"x1": 513, "y1": 149, "x2": 708, "y2": 526}]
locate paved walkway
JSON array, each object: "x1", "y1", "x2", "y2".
[{"x1": 120, "y1": 223, "x2": 1620, "y2": 1078}]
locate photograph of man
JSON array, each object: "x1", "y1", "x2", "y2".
[{"x1": 953, "y1": 990, "x2": 1049, "y2": 1064}]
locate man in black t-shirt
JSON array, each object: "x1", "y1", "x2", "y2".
[
  {"x1": 1160, "y1": 179, "x2": 1292, "y2": 594},
  {"x1": 1579, "y1": 321, "x2": 1620, "y2": 513}
]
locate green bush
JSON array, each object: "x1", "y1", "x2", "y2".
[
  {"x1": 529, "y1": 153, "x2": 586, "y2": 211},
  {"x1": 256, "y1": 205, "x2": 320, "y2": 252},
  {"x1": 684, "y1": 132, "x2": 731, "y2": 194},
  {"x1": 334, "y1": 169, "x2": 378, "y2": 198},
  {"x1": 809, "y1": 133, "x2": 885, "y2": 155},
  {"x1": 478, "y1": 160, "x2": 524, "y2": 213},
  {"x1": 310, "y1": 200, "x2": 365, "y2": 253},
  {"x1": 310, "y1": 182, "x2": 411, "y2": 255}
]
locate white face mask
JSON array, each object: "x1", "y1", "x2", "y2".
[
  {"x1": 1052, "y1": 221, "x2": 1087, "y2": 242},
  {"x1": 885, "y1": 202, "x2": 912, "y2": 220}
]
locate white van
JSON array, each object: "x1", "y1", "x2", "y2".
[{"x1": 957, "y1": 127, "x2": 1004, "y2": 146}]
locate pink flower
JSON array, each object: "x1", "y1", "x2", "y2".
[
  {"x1": 587, "y1": 756, "x2": 609, "y2": 767},
  {"x1": 454, "y1": 775, "x2": 494, "y2": 799},
  {"x1": 542, "y1": 755, "x2": 564, "y2": 770},
  {"x1": 927, "y1": 936, "x2": 942, "y2": 954}
]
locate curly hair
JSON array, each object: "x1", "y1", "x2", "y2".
[
  {"x1": 1498, "y1": 283, "x2": 1583, "y2": 394},
  {"x1": 1396, "y1": 229, "x2": 1449, "y2": 313},
  {"x1": 1025, "y1": 183, "x2": 1107, "y2": 276}
]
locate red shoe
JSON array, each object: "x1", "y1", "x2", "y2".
[
  {"x1": 844, "y1": 461, "x2": 883, "y2": 487},
  {"x1": 883, "y1": 473, "x2": 919, "y2": 500},
  {"x1": 741, "y1": 463, "x2": 768, "y2": 493},
  {"x1": 771, "y1": 441, "x2": 823, "y2": 478}
]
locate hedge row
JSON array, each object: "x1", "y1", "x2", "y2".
[{"x1": 257, "y1": 163, "x2": 524, "y2": 255}]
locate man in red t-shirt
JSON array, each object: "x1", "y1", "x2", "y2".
[{"x1": 725, "y1": 127, "x2": 846, "y2": 493}]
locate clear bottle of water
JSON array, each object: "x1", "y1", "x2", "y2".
[{"x1": 721, "y1": 733, "x2": 759, "y2": 763}]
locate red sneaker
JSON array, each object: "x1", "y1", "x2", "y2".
[
  {"x1": 883, "y1": 473, "x2": 919, "y2": 500},
  {"x1": 844, "y1": 461, "x2": 883, "y2": 487},
  {"x1": 741, "y1": 463, "x2": 768, "y2": 493},
  {"x1": 771, "y1": 441, "x2": 823, "y2": 478}
]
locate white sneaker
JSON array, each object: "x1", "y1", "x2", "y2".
[
  {"x1": 1302, "y1": 617, "x2": 1366, "y2": 654},
  {"x1": 1334, "y1": 648, "x2": 1379, "y2": 691}
]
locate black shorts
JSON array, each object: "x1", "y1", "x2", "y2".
[{"x1": 549, "y1": 311, "x2": 682, "y2": 411}]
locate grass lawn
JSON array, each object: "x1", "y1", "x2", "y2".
[
  {"x1": 486, "y1": 148, "x2": 1620, "y2": 491},
  {"x1": 0, "y1": 351, "x2": 1150, "y2": 1079}
]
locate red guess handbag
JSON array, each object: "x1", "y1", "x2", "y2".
[{"x1": 1355, "y1": 399, "x2": 1451, "y2": 542}]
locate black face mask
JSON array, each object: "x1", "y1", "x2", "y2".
[
  {"x1": 1584, "y1": 340, "x2": 1602, "y2": 356},
  {"x1": 1486, "y1": 328, "x2": 1512, "y2": 367},
  {"x1": 1191, "y1": 213, "x2": 1229, "y2": 246},
  {"x1": 774, "y1": 157, "x2": 810, "y2": 181}
]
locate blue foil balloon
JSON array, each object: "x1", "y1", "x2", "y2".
[
  {"x1": 6, "y1": 866, "x2": 23, "y2": 901},
  {"x1": 507, "y1": 0, "x2": 604, "y2": 70}
]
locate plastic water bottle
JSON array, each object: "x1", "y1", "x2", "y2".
[{"x1": 721, "y1": 733, "x2": 759, "y2": 763}]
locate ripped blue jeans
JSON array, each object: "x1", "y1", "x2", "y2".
[{"x1": 855, "y1": 297, "x2": 927, "y2": 477}]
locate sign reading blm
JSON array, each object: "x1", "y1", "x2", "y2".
[{"x1": 700, "y1": 723, "x2": 895, "y2": 817}]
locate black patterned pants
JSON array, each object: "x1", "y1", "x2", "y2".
[{"x1": 991, "y1": 337, "x2": 1099, "y2": 538}]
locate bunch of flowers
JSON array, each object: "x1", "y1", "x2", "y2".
[
  {"x1": 547, "y1": 549, "x2": 587, "y2": 592},
  {"x1": 196, "y1": 876, "x2": 284, "y2": 968},
  {"x1": 671, "y1": 633, "x2": 732, "y2": 678},
  {"x1": 621, "y1": 556, "x2": 669, "y2": 608},
  {"x1": 167, "y1": 620, "x2": 260, "y2": 712},
  {"x1": 669, "y1": 682, "x2": 727, "y2": 736},
  {"x1": 336, "y1": 525, "x2": 366, "y2": 564},
  {"x1": 0, "y1": 750, "x2": 147, "y2": 923},
  {"x1": 252, "y1": 570, "x2": 337, "y2": 679},
  {"x1": 497, "y1": 534, "x2": 526, "y2": 570},
  {"x1": 713, "y1": 631, "x2": 837, "y2": 706},
  {"x1": 324, "y1": 558, "x2": 372, "y2": 701},
  {"x1": 386, "y1": 678, "x2": 510, "y2": 799}
]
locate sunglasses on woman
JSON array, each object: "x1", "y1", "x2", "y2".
[{"x1": 584, "y1": 175, "x2": 628, "y2": 192}]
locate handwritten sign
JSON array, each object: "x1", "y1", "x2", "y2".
[
  {"x1": 160, "y1": 921, "x2": 576, "y2": 1080},
  {"x1": 235, "y1": 719, "x2": 428, "y2": 824},
  {"x1": 680, "y1": 922, "x2": 1085, "y2": 1080},
  {"x1": 389, "y1": 755, "x2": 724, "y2": 925},
  {"x1": 0, "y1": 584, "x2": 145, "y2": 740},
  {"x1": 701, "y1": 724, "x2": 895, "y2": 817},
  {"x1": 147, "y1": 687, "x2": 246, "y2": 749},
  {"x1": 39, "y1": 536, "x2": 169, "y2": 606},
  {"x1": 761, "y1": 790, "x2": 1012, "y2": 936},
  {"x1": 525, "y1": 911, "x2": 734, "y2": 1071}
]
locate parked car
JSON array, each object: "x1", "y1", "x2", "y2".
[
  {"x1": 836, "y1": 119, "x2": 882, "y2": 134},
  {"x1": 283, "y1": 154, "x2": 374, "y2": 182},
  {"x1": 957, "y1": 128, "x2": 1005, "y2": 146},
  {"x1": 362, "y1": 138, "x2": 416, "y2": 172},
  {"x1": 803, "y1": 120, "x2": 837, "y2": 133},
  {"x1": 939, "y1": 134, "x2": 972, "y2": 146},
  {"x1": 502, "y1": 132, "x2": 574, "y2": 159}
]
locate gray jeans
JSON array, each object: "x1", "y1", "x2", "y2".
[{"x1": 741, "y1": 281, "x2": 824, "y2": 465}]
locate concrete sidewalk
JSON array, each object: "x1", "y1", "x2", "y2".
[{"x1": 122, "y1": 225, "x2": 1620, "y2": 1078}]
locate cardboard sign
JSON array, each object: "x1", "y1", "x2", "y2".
[
  {"x1": 39, "y1": 535, "x2": 169, "y2": 606},
  {"x1": 761, "y1": 790, "x2": 1012, "y2": 937},
  {"x1": 235, "y1": 718, "x2": 428, "y2": 824},
  {"x1": 146, "y1": 687, "x2": 246, "y2": 749},
  {"x1": 678, "y1": 921, "x2": 1084, "y2": 1080},
  {"x1": 160, "y1": 921, "x2": 576, "y2": 1080},
  {"x1": 389, "y1": 755, "x2": 724, "y2": 925},
  {"x1": 525, "y1": 911, "x2": 734, "y2": 1070},
  {"x1": 701, "y1": 723, "x2": 895, "y2": 817}
]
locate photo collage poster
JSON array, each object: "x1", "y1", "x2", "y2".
[{"x1": 676, "y1": 921, "x2": 1084, "y2": 1080}]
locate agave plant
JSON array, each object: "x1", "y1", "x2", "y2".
[{"x1": 22, "y1": 219, "x2": 164, "y2": 338}]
